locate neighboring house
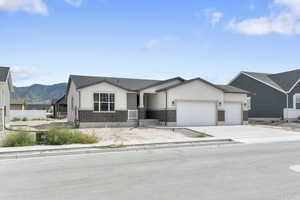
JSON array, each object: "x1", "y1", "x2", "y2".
[
  {"x1": 52, "y1": 95, "x2": 67, "y2": 119},
  {"x1": 0, "y1": 67, "x2": 13, "y2": 128},
  {"x1": 10, "y1": 99, "x2": 25, "y2": 110},
  {"x1": 229, "y1": 69, "x2": 300, "y2": 120},
  {"x1": 66, "y1": 75, "x2": 249, "y2": 127}
]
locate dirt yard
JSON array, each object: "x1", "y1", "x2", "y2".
[
  {"x1": 8, "y1": 120, "x2": 208, "y2": 145},
  {"x1": 9, "y1": 119, "x2": 70, "y2": 131},
  {"x1": 80, "y1": 127, "x2": 192, "y2": 144}
]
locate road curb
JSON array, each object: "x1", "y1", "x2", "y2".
[{"x1": 0, "y1": 139, "x2": 237, "y2": 160}]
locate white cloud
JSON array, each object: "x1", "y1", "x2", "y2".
[
  {"x1": 196, "y1": 8, "x2": 224, "y2": 26},
  {"x1": 229, "y1": 0, "x2": 300, "y2": 35},
  {"x1": 249, "y1": 3, "x2": 255, "y2": 10},
  {"x1": 144, "y1": 39, "x2": 160, "y2": 49},
  {"x1": 64, "y1": 0, "x2": 83, "y2": 8},
  {"x1": 0, "y1": 0, "x2": 48, "y2": 15},
  {"x1": 143, "y1": 36, "x2": 179, "y2": 50},
  {"x1": 11, "y1": 66, "x2": 47, "y2": 86}
]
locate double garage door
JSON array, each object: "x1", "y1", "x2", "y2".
[{"x1": 176, "y1": 101, "x2": 242, "y2": 126}]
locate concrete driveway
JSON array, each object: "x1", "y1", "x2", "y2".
[{"x1": 189, "y1": 125, "x2": 300, "y2": 144}]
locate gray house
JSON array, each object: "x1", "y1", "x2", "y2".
[
  {"x1": 0, "y1": 67, "x2": 13, "y2": 128},
  {"x1": 66, "y1": 74, "x2": 249, "y2": 128},
  {"x1": 230, "y1": 69, "x2": 300, "y2": 120}
]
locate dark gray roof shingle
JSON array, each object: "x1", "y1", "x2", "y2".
[
  {"x1": 243, "y1": 69, "x2": 300, "y2": 92},
  {"x1": 0, "y1": 67, "x2": 9, "y2": 82},
  {"x1": 269, "y1": 69, "x2": 300, "y2": 91},
  {"x1": 70, "y1": 75, "x2": 162, "y2": 91},
  {"x1": 242, "y1": 71, "x2": 283, "y2": 91},
  {"x1": 216, "y1": 85, "x2": 250, "y2": 94}
]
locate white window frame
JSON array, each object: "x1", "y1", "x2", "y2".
[
  {"x1": 293, "y1": 94, "x2": 300, "y2": 109},
  {"x1": 94, "y1": 92, "x2": 115, "y2": 112},
  {"x1": 246, "y1": 97, "x2": 251, "y2": 110}
]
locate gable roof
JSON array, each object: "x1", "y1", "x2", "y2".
[
  {"x1": 216, "y1": 85, "x2": 250, "y2": 94},
  {"x1": 52, "y1": 95, "x2": 66, "y2": 105},
  {"x1": 156, "y1": 77, "x2": 249, "y2": 94},
  {"x1": 67, "y1": 75, "x2": 185, "y2": 94},
  {"x1": 0, "y1": 67, "x2": 9, "y2": 82},
  {"x1": 236, "y1": 69, "x2": 300, "y2": 93}
]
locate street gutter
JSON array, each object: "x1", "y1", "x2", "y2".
[{"x1": 0, "y1": 138, "x2": 237, "y2": 160}]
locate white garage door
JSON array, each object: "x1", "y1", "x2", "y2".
[
  {"x1": 224, "y1": 103, "x2": 242, "y2": 125},
  {"x1": 176, "y1": 101, "x2": 217, "y2": 126}
]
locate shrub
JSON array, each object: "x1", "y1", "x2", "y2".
[
  {"x1": 12, "y1": 117, "x2": 21, "y2": 121},
  {"x1": 45, "y1": 127, "x2": 99, "y2": 145},
  {"x1": 2, "y1": 130, "x2": 35, "y2": 147},
  {"x1": 22, "y1": 117, "x2": 28, "y2": 121}
]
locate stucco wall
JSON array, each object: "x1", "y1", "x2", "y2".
[
  {"x1": 0, "y1": 81, "x2": 10, "y2": 124},
  {"x1": 147, "y1": 92, "x2": 166, "y2": 110},
  {"x1": 78, "y1": 82, "x2": 128, "y2": 111},
  {"x1": 167, "y1": 80, "x2": 224, "y2": 110},
  {"x1": 224, "y1": 93, "x2": 248, "y2": 111}
]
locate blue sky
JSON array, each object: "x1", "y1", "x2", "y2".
[{"x1": 1, "y1": 0, "x2": 300, "y2": 86}]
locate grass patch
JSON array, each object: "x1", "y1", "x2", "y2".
[
  {"x1": 2, "y1": 130, "x2": 35, "y2": 147},
  {"x1": 45, "y1": 127, "x2": 99, "y2": 145}
]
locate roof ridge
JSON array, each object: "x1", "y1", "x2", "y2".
[
  {"x1": 271, "y1": 68, "x2": 300, "y2": 75},
  {"x1": 70, "y1": 74, "x2": 162, "y2": 82}
]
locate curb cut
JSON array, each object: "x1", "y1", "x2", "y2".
[{"x1": 0, "y1": 139, "x2": 237, "y2": 160}]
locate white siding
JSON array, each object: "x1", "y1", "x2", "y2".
[
  {"x1": 0, "y1": 81, "x2": 11, "y2": 124},
  {"x1": 78, "y1": 82, "x2": 128, "y2": 110},
  {"x1": 167, "y1": 80, "x2": 224, "y2": 109},
  {"x1": 67, "y1": 80, "x2": 79, "y2": 123}
]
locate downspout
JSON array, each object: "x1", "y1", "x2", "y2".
[
  {"x1": 165, "y1": 91, "x2": 168, "y2": 126},
  {"x1": 286, "y1": 93, "x2": 289, "y2": 122}
]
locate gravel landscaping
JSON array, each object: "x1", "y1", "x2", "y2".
[{"x1": 5, "y1": 120, "x2": 209, "y2": 146}]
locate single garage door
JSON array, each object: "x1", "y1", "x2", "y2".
[
  {"x1": 224, "y1": 102, "x2": 242, "y2": 125},
  {"x1": 176, "y1": 101, "x2": 217, "y2": 126}
]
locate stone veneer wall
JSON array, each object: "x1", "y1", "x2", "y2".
[
  {"x1": 146, "y1": 110, "x2": 176, "y2": 122},
  {"x1": 79, "y1": 110, "x2": 128, "y2": 122}
]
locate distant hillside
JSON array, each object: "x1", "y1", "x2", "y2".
[{"x1": 12, "y1": 83, "x2": 67, "y2": 104}]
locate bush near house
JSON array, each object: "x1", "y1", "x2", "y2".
[
  {"x1": 44, "y1": 127, "x2": 99, "y2": 145},
  {"x1": 2, "y1": 127, "x2": 99, "y2": 147},
  {"x1": 2, "y1": 130, "x2": 35, "y2": 147}
]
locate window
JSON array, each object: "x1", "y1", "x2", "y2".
[
  {"x1": 247, "y1": 97, "x2": 251, "y2": 110},
  {"x1": 94, "y1": 93, "x2": 115, "y2": 112},
  {"x1": 294, "y1": 94, "x2": 300, "y2": 109}
]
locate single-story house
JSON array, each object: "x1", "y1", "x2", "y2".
[
  {"x1": 66, "y1": 75, "x2": 250, "y2": 128},
  {"x1": 52, "y1": 95, "x2": 67, "y2": 119},
  {"x1": 10, "y1": 99, "x2": 25, "y2": 110},
  {"x1": 0, "y1": 67, "x2": 13, "y2": 128},
  {"x1": 229, "y1": 69, "x2": 300, "y2": 121}
]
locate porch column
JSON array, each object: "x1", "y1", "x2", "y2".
[
  {"x1": 138, "y1": 92, "x2": 146, "y2": 120},
  {"x1": 139, "y1": 92, "x2": 144, "y2": 108}
]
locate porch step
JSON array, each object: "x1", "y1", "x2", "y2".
[{"x1": 139, "y1": 119, "x2": 160, "y2": 127}]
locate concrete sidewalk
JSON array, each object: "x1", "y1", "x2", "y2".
[{"x1": 189, "y1": 125, "x2": 300, "y2": 144}]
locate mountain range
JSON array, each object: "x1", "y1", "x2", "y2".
[{"x1": 12, "y1": 83, "x2": 67, "y2": 104}]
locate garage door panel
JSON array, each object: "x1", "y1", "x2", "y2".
[
  {"x1": 224, "y1": 103, "x2": 242, "y2": 125},
  {"x1": 176, "y1": 101, "x2": 216, "y2": 126}
]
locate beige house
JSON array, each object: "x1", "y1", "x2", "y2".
[
  {"x1": 0, "y1": 67, "x2": 13, "y2": 128},
  {"x1": 66, "y1": 75, "x2": 250, "y2": 128}
]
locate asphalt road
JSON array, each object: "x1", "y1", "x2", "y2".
[{"x1": 1, "y1": 142, "x2": 300, "y2": 200}]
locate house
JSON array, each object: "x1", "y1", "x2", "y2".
[
  {"x1": 66, "y1": 75, "x2": 249, "y2": 128},
  {"x1": 10, "y1": 99, "x2": 25, "y2": 110},
  {"x1": 52, "y1": 95, "x2": 67, "y2": 119},
  {"x1": 229, "y1": 69, "x2": 300, "y2": 121},
  {"x1": 0, "y1": 67, "x2": 13, "y2": 128}
]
